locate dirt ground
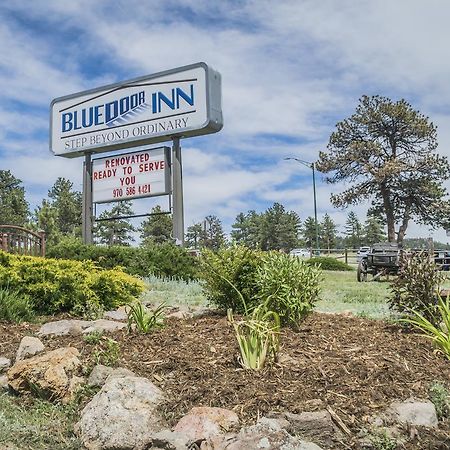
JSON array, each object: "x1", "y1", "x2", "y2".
[{"x1": 1, "y1": 312, "x2": 450, "y2": 449}]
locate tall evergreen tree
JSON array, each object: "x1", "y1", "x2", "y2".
[
  {"x1": 202, "y1": 215, "x2": 226, "y2": 250},
  {"x1": 0, "y1": 170, "x2": 29, "y2": 226},
  {"x1": 95, "y1": 201, "x2": 135, "y2": 246},
  {"x1": 140, "y1": 205, "x2": 172, "y2": 244},
  {"x1": 302, "y1": 216, "x2": 320, "y2": 249},
  {"x1": 186, "y1": 222, "x2": 203, "y2": 248},
  {"x1": 317, "y1": 95, "x2": 450, "y2": 244},
  {"x1": 230, "y1": 210, "x2": 263, "y2": 249},
  {"x1": 48, "y1": 177, "x2": 82, "y2": 236},
  {"x1": 259, "y1": 203, "x2": 300, "y2": 251},
  {"x1": 34, "y1": 200, "x2": 60, "y2": 246},
  {"x1": 364, "y1": 213, "x2": 385, "y2": 245},
  {"x1": 320, "y1": 213, "x2": 337, "y2": 251},
  {"x1": 345, "y1": 211, "x2": 363, "y2": 248}
]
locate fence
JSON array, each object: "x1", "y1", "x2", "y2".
[{"x1": 0, "y1": 226, "x2": 46, "y2": 257}]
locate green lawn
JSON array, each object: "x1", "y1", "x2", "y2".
[{"x1": 316, "y1": 270, "x2": 392, "y2": 319}]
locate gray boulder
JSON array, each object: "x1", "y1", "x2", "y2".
[
  {"x1": 76, "y1": 375, "x2": 165, "y2": 450},
  {"x1": 16, "y1": 336, "x2": 45, "y2": 362},
  {"x1": 87, "y1": 364, "x2": 135, "y2": 388},
  {"x1": 387, "y1": 398, "x2": 438, "y2": 428},
  {"x1": 38, "y1": 319, "x2": 91, "y2": 336}
]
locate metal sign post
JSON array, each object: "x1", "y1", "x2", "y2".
[
  {"x1": 82, "y1": 153, "x2": 94, "y2": 244},
  {"x1": 172, "y1": 137, "x2": 184, "y2": 246}
]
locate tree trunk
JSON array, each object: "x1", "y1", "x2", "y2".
[
  {"x1": 380, "y1": 184, "x2": 396, "y2": 242},
  {"x1": 397, "y1": 204, "x2": 411, "y2": 246}
]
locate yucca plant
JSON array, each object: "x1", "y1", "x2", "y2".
[
  {"x1": 401, "y1": 294, "x2": 450, "y2": 360},
  {"x1": 126, "y1": 301, "x2": 167, "y2": 333}
]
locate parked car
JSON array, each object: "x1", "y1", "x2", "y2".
[
  {"x1": 356, "y1": 246, "x2": 371, "y2": 262},
  {"x1": 289, "y1": 248, "x2": 310, "y2": 258}
]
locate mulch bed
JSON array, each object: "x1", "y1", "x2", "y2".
[{"x1": 1, "y1": 312, "x2": 450, "y2": 449}]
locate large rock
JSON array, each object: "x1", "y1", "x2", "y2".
[
  {"x1": 82, "y1": 319, "x2": 127, "y2": 334},
  {"x1": 16, "y1": 336, "x2": 45, "y2": 362},
  {"x1": 87, "y1": 364, "x2": 135, "y2": 388},
  {"x1": 174, "y1": 406, "x2": 239, "y2": 443},
  {"x1": 201, "y1": 417, "x2": 323, "y2": 450},
  {"x1": 7, "y1": 347, "x2": 83, "y2": 402},
  {"x1": 0, "y1": 374, "x2": 8, "y2": 391},
  {"x1": 103, "y1": 307, "x2": 128, "y2": 321},
  {"x1": 0, "y1": 357, "x2": 11, "y2": 373},
  {"x1": 38, "y1": 319, "x2": 91, "y2": 336},
  {"x1": 387, "y1": 398, "x2": 438, "y2": 428},
  {"x1": 76, "y1": 375, "x2": 165, "y2": 450}
]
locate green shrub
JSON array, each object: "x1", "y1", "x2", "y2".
[
  {"x1": 389, "y1": 252, "x2": 444, "y2": 326},
  {"x1": 429, "y1": 381, "x2": 450, "y2": 420},
  {"x1": 257, "y1": 252, "x2": 321, "y2": 326},
  {"x1": 47, "y1": 237, "x2": 198, "y2": 281},
  {"x1": 0, "y1": 251, "x2": 144, "y2": 316},
  {"x1": 199, "y1": 246, "x2": 263, "y2": 313},
  {"x1": 0, "y1": 287, "x2": 35, "y2": 323},
  {"x1": 92, "y1": 337, "x2": 120, "y2": 367},
  {"x1": 306, "y1": 256, "x2": 353, "y2": 271}
]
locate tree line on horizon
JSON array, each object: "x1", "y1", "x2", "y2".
[
  {"x1": 2, "y1": 95, "x2": 450, "y2": 251},
  {"x1": 1, "y1": 168, "x2": 447, "y2": 252}
]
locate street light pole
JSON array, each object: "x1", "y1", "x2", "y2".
[{"x1": 284, "y1": 157, "x2": 319, "y2": 255}]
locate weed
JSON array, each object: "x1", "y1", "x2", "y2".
[
  {"x1": 429, "y1": 381, "x2": 450, "y2": 420},
  {"x1": 83, "y1": 330, "x2": 104, "y2": 345},
  {"x1": 92, "y1": 337, "x2": 120, "y2": 367},
  {"x1": 369, "y1": 430, "x2": 397, "y2": 450}
]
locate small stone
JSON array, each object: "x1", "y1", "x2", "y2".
[
  {"x1": 16, "y1": 336, "x2": 45, "y2": 362},
  {"x1": 151, "y1": 429, "x2": 191, "y2": 450},
  {"x1": 0, "y1": 357, "x2": 11, "y2": 373},
  {"x1": 0, "y1": 375, "x2": 8, "y2": 390}
]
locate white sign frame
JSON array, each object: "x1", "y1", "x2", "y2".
[
  {"x1": 50, "y1": 62, "x2": 222, "y2": 158},
  {"x1": 91, "y1": 147, "x2": 171, "y2": 204}
]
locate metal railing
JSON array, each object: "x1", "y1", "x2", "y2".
[{"x1": 0, "y1": 226, "x2": 46, "y2": 257}]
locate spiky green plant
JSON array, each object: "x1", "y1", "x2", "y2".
[
  {"x1": 401, "y1": 294, "x2": 450, "y2": 360},
  {"x1": 126, "y1": 301, "x2": 166, "y2": 333}
]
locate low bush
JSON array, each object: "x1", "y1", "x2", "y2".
[
  {"x1": 200, "y1": 247, "x2": 321, "y2": 325},
  {"x1": 47, "y1": 237, "x2": 198, "y2": 281},
  {"x1": 0, "y1": 251, "x2": 144, "y2": 316},
  {"x1": 429, "y1": 381, "x2": 450, "y2": 420},
  {"x1": 257, "y1": 252, "x2": 321, "y2": 326},
  {"x1": 199, "y1": 246, "x2": 263, "y2": 313},
  {"x1": 0, "y1": 287, "x2": 35, "y2": 323},
  {"x1": 306, "y1": 256, "x2": 353, "y2": 271},
  {"x1": 389, "y1": 252, "x2": 444, "y2": 326}
]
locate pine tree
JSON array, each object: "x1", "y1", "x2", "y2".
[
  {"x1": 302, "y1": 216, "x2": 320, "y2": 249},
  {"x1": 0, "y1": 170, "x2": 29, "y2": 226},
  {"x1": 230, "y1": 210, "x2": 263, "y2": 249},
  {"x1": 140, "y1": 205, "x2": 172, "y2": 244},
  {"x1": 186, "y1": 222, "x2": 203, "y2": 248},
  {"x1": 34, "y1": 200, "x2": 61, "y2": 246},
  {"x1": 95, "y1": 201, "x2": 135, "y2": 246},
  {"x1": 259, "y1": 203, "x2": 300, "y2": 251},
  {"x1": 48, "y1": 177, "x2": 82, "y2": 236},
  {"x1": 320, "y1": 213, "x2": 337, "y2": 251},
  {"x1": 202, "y1": 215, "x2": 226, "y2": 250},
  {"x1": 364, "y1": 213, "x2": 385, "y2": 245},
  {"x1": 345, "y1": 212, "x2": 363, "y2": 248}
]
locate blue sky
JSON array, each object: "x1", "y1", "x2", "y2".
[{"x1": 2, "y1": 0, "x2": 450, "y2": 242}]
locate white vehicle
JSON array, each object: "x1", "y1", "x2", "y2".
[
  {"x1": 357, "y1": 246, "x2": 371, "y2": 262},
  {"x1": 289, "y1": 248, "x2": 310, "y2": 258}
]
